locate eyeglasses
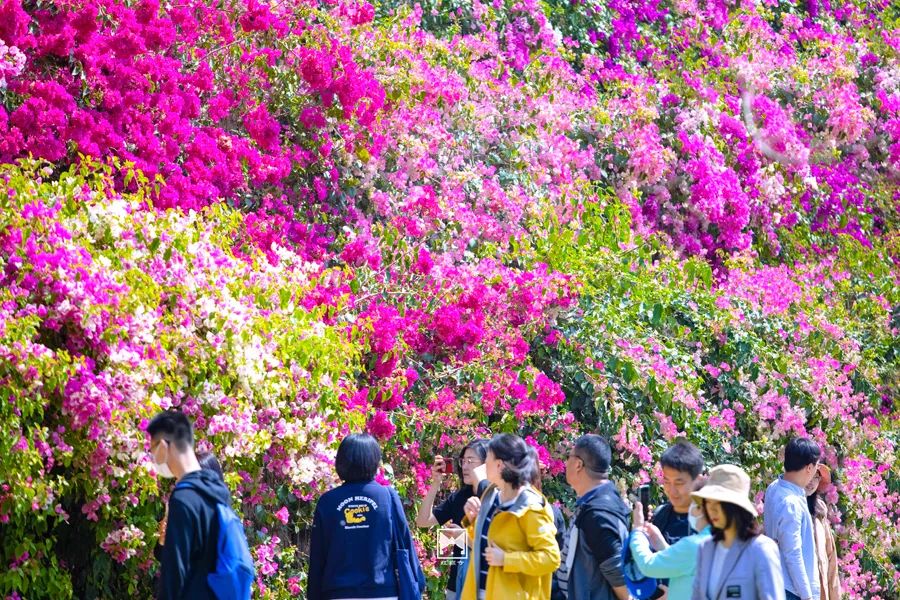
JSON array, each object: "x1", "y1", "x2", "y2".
[{"x1": 460, "y1": 458, "x2": 482, "y2": 466}]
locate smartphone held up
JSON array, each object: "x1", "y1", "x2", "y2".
[{"x1": 639, "y1": 484, "x2": 651, "y2": 521}]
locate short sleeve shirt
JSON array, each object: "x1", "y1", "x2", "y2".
[
  {"x1": 652, "y1": 503, "x2": 692, "y2": 545},
  {"x1": 651, "y1": 503, "x2": 691, "y2": 589}
]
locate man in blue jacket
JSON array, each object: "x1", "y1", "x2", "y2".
[{"x1": 147, "y1": 410, "x2": 234, "y2": 600}]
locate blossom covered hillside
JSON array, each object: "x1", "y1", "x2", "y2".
[{"x1": 0, "y1": 0, "x2": 897, "y2": 597}]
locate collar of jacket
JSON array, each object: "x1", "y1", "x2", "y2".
[
  {"x1": 470, "y1": 484, "x2": 500, "y2": 590},
  {"x1": 777, "y1": 475, "x2": 806, "y2": 496},
  {"x1": 576, "y1": 480, "x2": 615, "y2": 507},
  {"x1": 497, "y1": 485, "x2": 546, "y2": 517}
]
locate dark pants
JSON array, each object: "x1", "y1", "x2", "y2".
[{"x1": 785, "y1": 591, "x2": 802, "y2": 600}]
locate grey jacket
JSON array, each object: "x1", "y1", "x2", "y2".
[{"x1": 691, "y1": 535, "x2": 786, "y2": 600}]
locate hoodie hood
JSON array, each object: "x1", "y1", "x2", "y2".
[
  {"x1": 501, "y1": 485, "x2": 548, "y2": 518},
  {"x1": 176, "y1": 468, "x2": 232, "y2": 505}
]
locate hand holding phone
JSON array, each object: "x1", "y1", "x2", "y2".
[
  {"x1": 639, "y1": 485, "x2": 651, "y2": 521},
  {"x1": 443, "y1": 457, "x2": 455, "y2": 475},
  {"x1": 431, "y1": 455, "x2": 447, "y2": 480}
]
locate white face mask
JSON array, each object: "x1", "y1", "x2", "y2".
[
  {"x1": 152, "y1": 441, "x2": 174, "y2": 479},
  {"x1": 688, "y1": 512, "x2": 700, "y2": 533}
]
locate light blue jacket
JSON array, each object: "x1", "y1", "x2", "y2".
[
  {"x1": 691, "y1": 535, "x2": 785, "y2": 600},
  {"x1": 630, "y1": 526, "x2": 712, "y2": 600},
  {"x1": 764, "y1": 477, "x2": 820, "y2": 600}
]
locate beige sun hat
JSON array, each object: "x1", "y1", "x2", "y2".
[{"x1": 691, "y1": 464, "x2": 758, "y2": 517}]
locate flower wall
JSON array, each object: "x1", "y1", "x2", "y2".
[{"x1": 0, "y1": 0, "x2": 897, "y2": 597}]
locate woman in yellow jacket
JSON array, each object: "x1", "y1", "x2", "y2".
[{"x1": 459, "y1": 434, "x2": 561, "y2": 600}]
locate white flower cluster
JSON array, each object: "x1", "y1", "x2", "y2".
[{"x1": 0, "y1": 38, "x2": 26, "y2": 88}]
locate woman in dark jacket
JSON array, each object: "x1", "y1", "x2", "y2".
[{"x1": 307, "y1": 433, "x2": 425, "y2": 600}]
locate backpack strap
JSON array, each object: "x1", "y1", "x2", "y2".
[
  {"x1": 173, "y1": 480, "x2": 199, "y2": 493},
  {"x1": 389, "y1": 488, "x2": 403, "y2": 552}
]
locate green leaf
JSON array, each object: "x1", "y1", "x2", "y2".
[{"x1": 651, "y1": 303, "x2": 663, "y2": 326}]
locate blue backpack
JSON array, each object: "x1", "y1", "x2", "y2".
[
  {"x1": 621, "y1": 530, "x2": 658, "y2": 599},
  {"x1": 175, "y1": 480, "x2": 255, "y2": 600}
]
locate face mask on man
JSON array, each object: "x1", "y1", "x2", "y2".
[
  {"x1": 152, "y1": 440, "x2": 174, "y2": 479},
  {"x1": 688, "y1": 512, "x2": 700, "y2": 533}
]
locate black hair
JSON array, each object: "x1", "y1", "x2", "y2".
[
  {"x1": 660, "y1": 440, "x2": 704, "y2": 479},
  {"x1": 703, "y1": 500, "x2": 762, "y2": 542},
  {"x1": 335, "y1": 433, "x2": 382, "y2": 483},
  {"x1": 806, "y1": 492, "x2": 828, "y2": 519},
  {"x1": 457, "y1": 438, "x2": 489, "y2": 479},
  {"x1": 784, "y1": 438, "x2": 821, "y2": 472},
  {"x1": 527, "y1": 446, "x2": 544, "y2": 492},
  {"x1": 573, "y1": 434, "x2": 611, "y2": 478},
  {"x1": 197, "y1": 451, "x2": 224, "y2": 481},
  {"x1": 488, "y1": 434, "x2": 536, "y2": 488},
  {"x1": 147, "y1": 410, "x2": 194, "y2": 452}
]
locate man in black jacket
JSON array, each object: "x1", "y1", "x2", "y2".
[
  {"x1": 148, "y1": 410, "x2": 231, "y2": 600},
  {"x1": 557, "y1": 435, "x2": 630, "y2": 600}
]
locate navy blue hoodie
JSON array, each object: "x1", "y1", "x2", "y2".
[
  {"x1": 308, "y1": 480, "x2": 418, "y2": 600},
  {"x1": 159, "y1": 469, "x2": 232, "y2": 600}
]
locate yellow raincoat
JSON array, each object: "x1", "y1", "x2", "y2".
[{"x1": 459, "y1": 485, "x2": 561, "y2": 600}]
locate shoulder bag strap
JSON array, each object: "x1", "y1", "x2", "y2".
[
  {"x1": 389, "y1": 488, "x2": 404, "y2": 552},
  {"x1": 713, "y1": 541, "x2": 750, "y2": 600}
]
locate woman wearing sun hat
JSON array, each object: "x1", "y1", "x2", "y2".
[{"x1": 691, "y1": 465, "x2": 785, "y2": 600}]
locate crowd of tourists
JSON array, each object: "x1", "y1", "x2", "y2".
[{"x1": 143, "y1": 409, "x2": 840, "y2": 600}]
